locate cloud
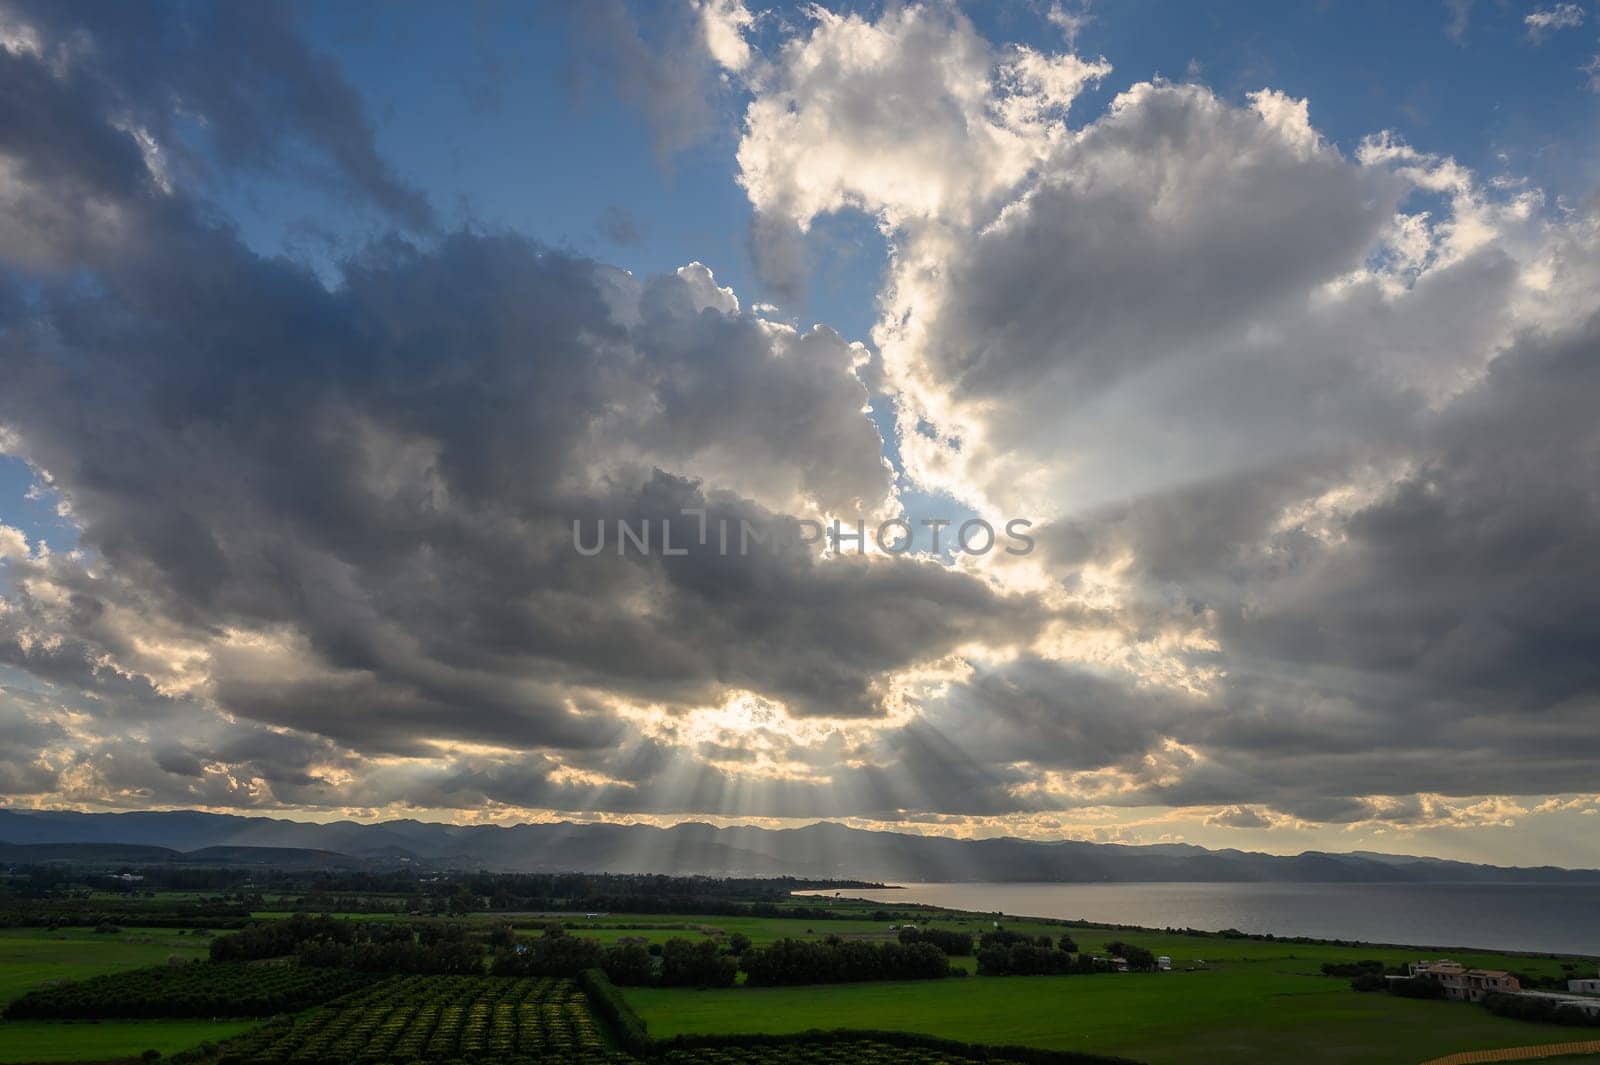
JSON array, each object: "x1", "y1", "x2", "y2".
[
  {"x1": 1203, "y1": 805, "x2": 1272, "y2": 830},
  {"x1": 1444, "y1": 0, "x2": 1473, "y2": 45},
  {"x1": 1524, "y1": 4, "x2": 1585, "y2": 40},
  {"x1": 0, "y1": 1, "x2": 1060, "y2": 820},
  {"x1": 559, "y1": 0, "x2": 739, "y2": 163},
  {"x1": 4, "y1": 0, "x2": 1600, "y2": 857},
  {"x1": 728, "y1": 2, "x2": 1600, "y2": 832},
  {"x1": 736, "y1": 2, "x2": 1108, "y2": 287},
  {"x1": 695, "y1": 0, "x2": 756, "y2": 74},
  {"x1": 0, "y1": 0, "x2": 431, "y2": 231},
  {"x1": 596, "y1": 204, "x2": 643, "y2": 246}
]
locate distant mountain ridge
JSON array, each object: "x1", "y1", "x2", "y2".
[{"x1": 2, "y1": 808, "x2": 1596, "y2": 883}]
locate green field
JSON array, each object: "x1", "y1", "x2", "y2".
[
  {"x1": 3, "y1": 894, "x2": 1596, "y2": 1065},
  {"x1": 0, "y1": 927, "x2": 214, "y2": 1004},
  {"x1": 0, "y1": 926, "x2": 243, "y2": 1062},
  {"x1": 0, "y1": 1019, "x2": 257, "y2": 1063},
  {"x1": 623, "y1": 926, "x2": 1590, "y2": 1065}
]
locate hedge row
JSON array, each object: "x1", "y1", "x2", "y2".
[{"x1": 578, "y1": 968, "x2": 650, "y2": 1056}]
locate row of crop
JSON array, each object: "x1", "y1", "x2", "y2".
[
  {"x1": 4, "y1": 963, "x2": 375, "y2": 1020},
  {"x1": 215, "y1": 975, "x2": 616, "y2": 1065}
]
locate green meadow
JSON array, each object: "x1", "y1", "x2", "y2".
[
  {"x1": 0, "y1": 1020, "x2": 257, "y2": 1064},
  {"x1": 0, "y1": 926, "x2": 251, "y2": 1062},
  {"x1": 618, "y1": 921, "x2": 1590, "y2": 1065},
  {"x1": 0, "y1": 927, "x2": 214, "y2": 1005},
  {"x1": 1, "y1": 895, "x2": 1595, "y2": 1064}
]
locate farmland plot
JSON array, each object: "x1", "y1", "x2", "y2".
[{"x1": 217, "y1": 974, "x2": 630, "y2": 1065}]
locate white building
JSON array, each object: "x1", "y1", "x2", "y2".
[
  {"x1": 1569, "y1": 974, "x2": 1600, "y2": 995},
  {"x1": 1515, "y1": 991, "x2": 1600, "y2": 1018},
  {"x1": 1408, "y1": 960, "x2": 1521, "y2": 1002}
]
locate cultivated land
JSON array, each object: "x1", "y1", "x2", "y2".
[{"x1": 0, "y1": 882, "x2": 1596, "y2": 1065}]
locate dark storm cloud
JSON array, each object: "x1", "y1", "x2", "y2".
[
  {"x1": 1, "y1": 0, "x2": 432, "y2": 230},
  {"x1": 929, "y1": 656, "x2": 1195, "y2": 774},
  {"x1": 988, "y1": 306, "x2": 1600, "y2": 813},
  {"x1": 4, "y1": 0, "x2": 1599, "y2": 835},
  {"x1": 0, "y1": 1, "x2": 1040, "y2": 812},
  {"x1": 0, "y1": 223, "x2": 1026, "y2": 750}
]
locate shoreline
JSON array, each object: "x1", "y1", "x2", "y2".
[{"x1": 793, "y1": 885, "x2": 1600, "y2": 962}]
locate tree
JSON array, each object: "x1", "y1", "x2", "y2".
[
  {"x1": 661, "y1": 938, "x2": 736, "y2": 987},
  {"x1": 1104, "y1": 941, "x2": 1156, "y2": 972},
  {"x1": 600, "y1": 942, "x2": 653, "y2": 985}
]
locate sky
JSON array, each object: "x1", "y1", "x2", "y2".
[{"x1": 1, "y1": 0, "x2": 1599, "y2": 867}]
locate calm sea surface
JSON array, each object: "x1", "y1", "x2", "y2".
[{"x1": 796, "y1": 882, "x2": 1600, "y2": 957}]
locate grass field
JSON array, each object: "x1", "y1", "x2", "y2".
[
  {"x1": 0, "y1": 1019, "x2": 257, "y2": 1063},
  {"x1": 5, "y1": 898, "x2": 1590, "y2": 1065},
  {"x1": 623, "y1": 926, "x2": 1591, "y2": 1065},
  {"x1": 0, "y1": 927, "x2": 214, "y2": 1004},
  {"x1": 0, "y1": 926, "x2": 239, "y2": 1063}
]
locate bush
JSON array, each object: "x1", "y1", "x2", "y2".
[
  {"x1": 577, "y1": 968, "x2": 649, "y2": 1055},
  {"x1": 977, "y1": 942, "x2": 1086, "y2": 976},
  {"x1": 1389, "y1": 977, "x2": 1445, "y2": 999},
  {"x1": 661, "y1": 938, "x2": 738, "y2": 987},
  {"x1": 1103, "y1": 942, "x2": 1156, "y2": 972},
  {"x1": 899, "y1": 926, "x2": 974, "y2": 956},
  {"x1": 1482, "y1": 992, "x2": 1600, "y2": 1027},
  {"x1": 742, "y1": 937, "x2": 950, "y2": 986},
  {"x1": 600, "y1": 941, "x2": 654, "y2": 985},
  {"x1": 490, "y1": 926, "x2": 602, "y2": 977}
]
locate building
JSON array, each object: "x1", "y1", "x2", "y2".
[
  {"x1": 1514, "y1": 991, "x2": 1600, "y2": 1017},
  {"x1": 1408, "y1": 960, "x2": 1521, "y2": 1002},
  {"x1": 1568, "y1": 974, "x2": 1600, "y2": 995}
]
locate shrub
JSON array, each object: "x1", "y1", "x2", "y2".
[
  {"x1": 599, "y1": 941, "x2": 654, "y2": 986},
  {"x1": 578, "y1": 968, "x2": 649, "y2": 1055},
  {"x1": 1390, "y1": 977, "x2": 1445, "y2": 999},
  {"x1": 741, "y1": 937, "x2": 949, "y2": 986},
  {"x1": 1482, "y1": 992, "x2": 1600, "y2": 1027},
  {"x1": 899, "y1": 926, "x2": 974, "y2": 956},
  {"x1": 660, "y1": 938, "x2": 738, "y2": 988}
]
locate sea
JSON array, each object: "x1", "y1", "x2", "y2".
[{"x1": 795, "y1": 881, "x2": 1600, "y2": 957}]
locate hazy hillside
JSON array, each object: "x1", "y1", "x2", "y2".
[{"x1": 3, "y1": 809, "x2": 1596, "y2": 883}]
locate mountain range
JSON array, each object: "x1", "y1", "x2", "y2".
[{"x1": 3, "y1": 808, "x2": 1596, "y2": 883}]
